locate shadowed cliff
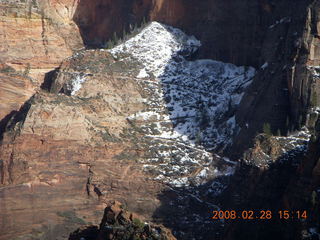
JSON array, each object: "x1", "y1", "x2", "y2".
[{"x1": 72, "y1": 0, "x2": 281, "y2": 68}]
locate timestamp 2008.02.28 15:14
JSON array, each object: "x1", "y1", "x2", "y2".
[{"x1": 211, "y1": 210, "x2": 307, "y2": 220}]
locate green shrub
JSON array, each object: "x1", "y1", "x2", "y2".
[{"x1": 132, "y1": 218, "x2": 145, "y2": 229}]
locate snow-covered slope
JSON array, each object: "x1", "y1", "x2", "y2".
[
  {"x1": 109, "y1": 22, "x2": 255, "y2": 186},
  {"x1": 111, "y1": 22, "x2": 255, "y2": 151},
  {"x1": 110, "y1": 22, "x2": 201, "y2": 78}
]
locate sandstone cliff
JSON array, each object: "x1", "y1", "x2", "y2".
[
  {"x1": 1, "y1": 0, "x2": 320, "y2": 240},
  {"x1": 0, "y1": 0, "x2": 82, "y2": 84},
  {"x1": 0, "y1": 23, "x2": 246, "y2": 239}
]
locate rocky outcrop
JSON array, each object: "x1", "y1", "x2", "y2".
[
  {"x1": 219, "y1": 119, "x2": 320, "y2": 240},
  {"x1": 69, "y1": 201, "x2": 176, "y2": 240},
  {"x1": 0, "y1": 51, "x2": 166, "y2": 239},
  {"x1": 0, "y1": 22, "x2": 252, "y2": 239},
  {"x1": 71, "y1": 0, "x2": 320, "y2": 158}
]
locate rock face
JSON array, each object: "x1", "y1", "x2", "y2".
[
  {"x1": 71, "y1": 0, "x2": 320, "y2": 155},
  {"x1": 0, "y1": 23, "x2": 253, "y2": 239},
  {"x1": 0, "y1": 56, "x2": 163, "y2": 239},
  {"x1": 0, "y1": 68, "x2": 35, "y2": 129},
  {"x1": 0, "y1": 0, "x2": 82, "y2": 83},
  {"x1": 0, "y1": 0, "x2": 84, "y2": 153},
  {"x1": 233, "y1": 0, "x2": 320, "y2": 156},
  {"x1": 218, "y1": 122, "x2": 320, "y2": 240}
]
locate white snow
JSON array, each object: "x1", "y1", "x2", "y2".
[
  {"x1": 308, "y1": 65, "x2": 320, "y2": 78},
  {"x1": 137, "y1": 69, "x2": 150, "y2": 79},
  {"x1": 110, "y1": 22, "x2": 255, "y2": 151},
  {"x1": 261, "y1": 62, "x2": 269, "y2": 70},
  {"x1": 111, "y1": 22, "x2": 200, "y2": 78},
  {"x1": 109, "y1": 22, "x2": 255, "y2": 187},
  {"x1": 269, "y1": 17, "x2": 291, "y2": 29},
  {"x1": 70, "y1": 74, "x2": 87, "y2": 96}
]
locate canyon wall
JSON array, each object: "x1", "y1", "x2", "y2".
[
  {"x1": 73, "y1": 0, "x2": 272, "y2": 67},
  {"x1": 233, "y1": 0, "x2": 320, "y2": 156},
  {"x1": 0, "y1": 0, "x2": 82, "y2": 84},
  {"x1": 1, "y1": 0, "x2": 320, "y2": 239}
]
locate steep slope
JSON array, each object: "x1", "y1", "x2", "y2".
[
  {"x1": 0, "y1": 0, "x2": 84, "y2": 142},
  {"x1": 0, "y1": 22, "x2": 254, "y2": 239},
  {"x1": 72, "y1": 0, "x2": 280, "y2": 67}
]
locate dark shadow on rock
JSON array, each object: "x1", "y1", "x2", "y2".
[
  {"x1": 0, "y1": 110, "x2": 18, "y2": 141},
  {"x1": 41, "y1": 68, "x2": 59, "y2": 91},
  {"x1": 68, "y1": 201, "x2": 174, "y2": 240},
  {"x1": 1, "y1": 97, "x2": 34, "y2": 141},
  {"x1": 154, "y1": 23, "x2": 256, "y2": 154},
  {"x1": 69, "y1": 225, "x2": 99, "y2": 240},
  {"x1": 152, "y1": 143, "x2": 320, "y2": 240},
  {"x1": 72, "y1": 0, "x2": 151, "y2": 48}
]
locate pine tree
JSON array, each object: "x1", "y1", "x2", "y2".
[
  {"x1": 122, "y1": 28, "x2": 127, "y2": 42},
  {"x1": 107, "y1": 39, "x2": 114, "y2": 49},
  {"x1": 23, "y1": 63, "x2": 31, "y2": 76},
  {"x1": 263, "y1": 123, "x2": 272, "y2": 136},
  {"x1": 286, "y1": 116, "x2": 290, "y2": 136},
  {"x1": 133, "y1": 23, "x2": 138, "y2": 33},
  {"x1": 298, "y1": 115, "x2": 303, "y2": 129},
  {"x1": 142, "y1": 17, "x2": 146, "y2": 26},
  {"x1": 113, "y1": 32, "x2": 118, "y2": 45},
  {"x1": 311, "y1": 191, "x2": 317, "y2": 207}
]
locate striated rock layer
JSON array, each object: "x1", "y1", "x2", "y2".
[
  {"x1": 0, "y1": 0, "x2": 82, "y2": 84},
  {"x1": 0, "y1": 23, "x2": 253, "y2": 239},
  {"x1": 0, "y1": 69, "x2": 35, "y2": 124}
]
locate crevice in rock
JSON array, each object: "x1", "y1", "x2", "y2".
[
  {"x1": 40, "y1": 9, "x2": 49, "y2": 55},
  {"x1": 86, "y1": 165, "x2": 93, "y2": 197},
  {"x1": 3, "y1": 97, "x2": 34, "y2": 141},
  {"x1": 8, "y1": 151, "x2": 14, "y2": 184},
  {"x1": 0, "y1": 110, "x2": 18, "y2": 142},
  {"x1": 0, "y1": 159, "x2": 4, "y2": 185},
  {"x1": 41, "y1": 67, "x2": 59, "y2": 91}
]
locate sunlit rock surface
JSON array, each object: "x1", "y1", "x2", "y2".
[{"x1": 0, "y1": 22, "x2": 254, "y2": 239}]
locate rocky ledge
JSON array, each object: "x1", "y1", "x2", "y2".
[{"x1": 69, "y1": 201, "x2": 176, "y2": 240}]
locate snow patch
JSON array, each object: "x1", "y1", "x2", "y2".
[
  {"x1": 110, "y1": 22, "x2": 200, "y2": 78},
  {"x1": 261, "y1": 62, "x2": 269, "y2": 70},
  {"x1": 70, "y1": 74, "x2": 87, "y2": 96},
  {"x1": 269, "y1": 17, "x2": 291, "y2": 29},
  {"x1": 137, "y1": 69, "x2": 150, "y2": 79}
]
